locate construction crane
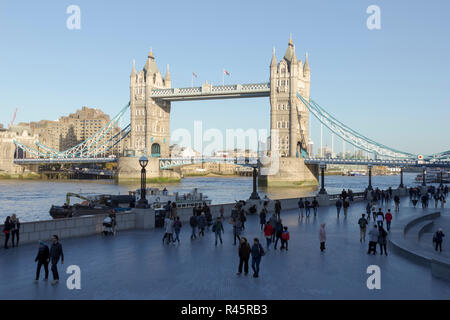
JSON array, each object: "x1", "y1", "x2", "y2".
[{"x1": 8, "y1": 108, "x2": 18, "y2": 129}]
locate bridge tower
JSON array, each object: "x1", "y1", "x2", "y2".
[
  {"x1": 129, "y1": 49, "x2": 171, "y2": 158},
  {"x1": 260, "y1": 36, "x2": 318, "y2": 186}
]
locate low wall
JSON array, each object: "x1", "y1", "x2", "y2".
[{"x1": 0, "y1": 211, "x2": 136, "y2": 246}]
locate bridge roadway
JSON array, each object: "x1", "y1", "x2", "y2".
[{"x1": 1, "y1": 197, "x2": 450, "y2": 299}]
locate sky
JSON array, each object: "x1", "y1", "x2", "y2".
[{"x1": 0, "y1": 0, "x2": 449, "y2": 156}]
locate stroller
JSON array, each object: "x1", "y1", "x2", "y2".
[{"x1": 102, "y1": 214, "x2": 116, "y2": 236}]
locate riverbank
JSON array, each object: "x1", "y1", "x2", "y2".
[{"x1": 0, "y1": 172, "x2": 41, "y2": 180}]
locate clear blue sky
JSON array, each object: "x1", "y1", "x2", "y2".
[{"x1": 0, "y1": 0, "x2": 449, "y2": 155}]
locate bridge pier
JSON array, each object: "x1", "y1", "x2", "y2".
[
  {"x1": 117, "y1": 156, "x2": 181, "y2": 182},
  {"x1": 258, "y1": 157, "x2": 319, "y2": 188}
]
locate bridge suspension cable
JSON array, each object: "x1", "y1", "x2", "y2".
[
  {"x1": 297, "y1": 93, "x2": 416, "y2": 159},
  {"x1": 13, "y1": 102, "x2": 131, "y2": 159}
]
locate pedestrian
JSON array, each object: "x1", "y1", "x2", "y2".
[
  {"x1": 298, "y1": 198, "x2": 305, "y2": 219},
  {"x1": 49, "y1": 235, "x2": 64, "y2": 285},
  {"x1": 358, "y1": 214, "x2": 368, "y2": 242},
  {"x1": 440, "y1": 195, "x2": 446, "y2": 209},
  {"x1": 376, "y1": 209, "x2": 384, "y2": 228},
  {"x1": 212, "y1": 217, "x2": 224, "y2": 246},
  {"x1": 239, "y1": 209, "x2": 247, "y2": 231},
  {"x1": 251, "y1": 238, "x2": 265, "y2": 278},
  {"x1": 34, "y1": 241, "x2": 49, "y2": 283},
  {"x1": 335, "y1": 198, "x2": 342, "y2": 218},
  {"x1": 312, "y1": 197, "x2": 319, "y2": 216},
  {"x1": 269, "y1": 213, "x2": 277, "y2": 242},
  {"x1": 237, "y1": 237, "x2": 251, "y2": 276},
  {"x1": 263, "y1": 221, "x2": 273, "y2": 251},
  {"x1": 343, "y1": 199, "x2": 350, "y2": 217},
  {"x1": 368, "y1": 225, "x2": 379, "y2": 255},
  {"x1": 433, "y1": 228, "x2": 445, "y2": 252},
  {"x1": 304, "y1": 199, "x2": 311, "y2": 217},
  {"x1": 280, "y1": 226, "x2": 290, "y2": 251},
  {"x1": 319, "y1": 223, "x2": 326, "y2": 252},
  {"x1": 232, "y1": 217, "x2": 242, "y2": 245},
  {"x1": 10, "y1": 214, "x2": 20, "y2": 247},
  {"x1": 394, "y1": 195, "x2": 400, "y2": 212},
  {"x1": 366, "y1": 202, "x2": 372, "y2": 219},
  {"x1": 171, "y1": 202, "x2": 178, "y2": 219},
  {"x1": 372, "y1": 207, "x2": 377, "y2": 222},
  {"x1": 189, "y1": 212, "x2": 198, "y2": 240},
  {"x1": 173, "y1": 216, "x2": 182, "y2": 244},
  {"x1": 385, "y1": 209, "x2": 393, "y2": 231},
  {"x1": 163, "y1": 216, "x2": 174, "y2": 244},
  {"x1": 3, "y1": 216, "x2": 12, "y2": 249},
  {"x1": 378, "y1": 225, "x2": 388, "y2": 256},
  {"x1": 219, "y1": 205, "x2": 225, "y2": 220},
  {"x1": 273, "y1": 219, "x2": 283, "y2": 250},
  {"x1": 259, "y1": 203, "x2": 267, "y2": 231},
  {"x1": 198, "y1": 213, "x2": 206, "y2": 237},
  {"x1": 275, "y1": 200, "x2": 282, "y2": 219}
]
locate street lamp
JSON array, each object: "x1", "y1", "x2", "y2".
[
  {"x1": 249, "y1": 162, "x2": 261, "y2": 200},
  {"x1": 319, "y1": 162, "x2": 327, "y2": 194},
  {"x1": 422, "y1": 166, "x2": 427, "y2": 187},
  {"x1": 367, "y1": 164, "x2": 373, "y2": 191},
  {"x1": 399, "y1": 166, "x2": 404, "y2": 189},
  {"x1": 137, "y1": 155, "x2": 149, "y2": 208}
]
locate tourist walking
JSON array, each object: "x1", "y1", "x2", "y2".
[
  {"x1": 273, "y1": 219, "x2": 283, "y2": 250},
  {"x1": 440, "y1": 195, "x2": 446, "y2": 209},
  {"x1": 189, "y1": 213, "x2": 198, "y2": 240},
  {"x1": 212, "y1": 217, "x2": 224, "y2": 246},
  {"x1": 366, "y1": 202, "x2": 372, "y2": 219},
  {"x1": 173, "y1": 216, "x2": 182, "y2": 244},
  {"x1": 251, "y1": 238, "x2": 265, "y2": 278},
  {"x1": 263, "y1": 222, "x2": 273, "y2": 251},
  {"x1": 280, "y1": 226, "x2": 290, "y2": 251},
  {"x1": 368, "y1": 225, "x2": 379, "y2": 255},
  {"x1": 394, "y1": 195, "x2": 400, "y2": 212},
  {"x1": 219, "y1": 205, "x2": 225, "y2": 220},
  {"x1": 372, "y1": 207, "x2": 377, "y2": 222},
  {"x1": 34, "y1": 241, "x2": 49, "y2": 283},
  {"x1": 298, "y1": 198, "x2": 305, "y2": 219},
  {"x1": 343, "y1": 199, "x2": 350, "y2": 217},
  {"x1": 385, "y1": 209, "x2": 393, "y2": 231},
  {"x1": 275, "y1": 200, "x2": 282, "y2": 219},
  {"x1": 378, "y1": 226, "x2": 388, "y2": 256},
  {"x1": 163, "y1": 216, "x2": 174, "y2": 244},
  {"x1": 358, "y1": 214, "x2": 368, "y2": 242},
  {"x1": 259, "y1": 204, "x2": 267, "y2": 231},
  {"x1": 269, "y1": 213, "x2": 277, "y2": 242},
  {"x1": 3, "y1": 216, "x2": 12, "y2": 249},
  {"x1": 335, "y1": 199, "x2": 342, "y2": 218},
  {"x1": 198, "y1": 213, "x2": 206, "y2": 237},
  {"x1": 376, "y1": 209, "x2": 384, "y2": 228},
  {"x1": 304, "y1": 199, "x2": 311, "y2": 217},
  {"x1": 49, "y1": 235, "x2": 64, "y2": 285},
  {"x1": 239, "y1": 209, "x2": 247, "y2": 231},
  {"x1": 433, "y1": 229, "x2": 445, "y2": 252},
  {"x1": 312, "y1": 198, "x2": 319, "y2": 216},
  {"x1": 171, "y1": 202, "x2": 178, "y2": 219},
  {"x1": 319, "y1": 224, "x2": 326, "y2": 252},
  {"x1": 232, "y1": 218, "x2": 242, "y2": 245},
  {"x1": 10, "y1": 214, "x2": 20, "y2": 247},
  {"x1": 237, "y1": 237, "x2": 251, "y2": 276}
]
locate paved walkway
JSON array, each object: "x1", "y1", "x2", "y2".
[{"x1": 1, "y1": 197, "x2": 450, "y2": 299}]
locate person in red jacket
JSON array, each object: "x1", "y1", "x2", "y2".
[
  {"x1": 280, "y1": 226, "x2": 290, "y2": 250},
  {"x1": 263, "y1": 222, "x2": 274, "y2": 251},
  {"x1": 385, "y1": 209, "x2": 393, "y2": 231}
]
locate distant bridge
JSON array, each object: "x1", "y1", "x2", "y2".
[
  {"x1": 305, "y1": 158, "x2": 450, "y2": 168},
  {"x1": 13, "y1": 157, "x2": 118, "y2": 165}
]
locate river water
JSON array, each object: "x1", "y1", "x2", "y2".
[{"x1": 0, "y1": 173, "x2": 421, "y2": 222}]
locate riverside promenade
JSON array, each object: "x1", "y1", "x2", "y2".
[{"x1": 1, "y1": 196, "x2": 450, "y2": 299}]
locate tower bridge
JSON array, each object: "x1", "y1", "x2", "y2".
[{"x1": 12, "y1": 36, "x2": 450, "y2": 186}]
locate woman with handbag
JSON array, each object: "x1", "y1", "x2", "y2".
[{"x1": 3, "y1": 216, "x2": 12, "y2": 249}]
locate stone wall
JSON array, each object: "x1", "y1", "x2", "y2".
[
  {"x1": 259, "y1": 157, "x2": 319, "y2": 187},
  {"x1": 117, "y1": 156, "x2": 180, "y2": 181}
]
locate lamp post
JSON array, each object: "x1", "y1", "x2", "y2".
[
  {"x1": 249, "y1": 164, "x2": 260, "y2": 200},
  {"x1": 367, "y1": 164, "x2": 373, "y2": 191},
  {"x1": 440, "y1": 170, "x2": 444, "y2": 188},
  {"x1": 422, "y1": 166, "x2": 427, "y2": 187},
  {"x1": 319, "y1": 162, "x2": 327, "y2": 194},
  {"x1": 399, "y1": 166, "x2": 404, "y2": 189},
  {"x1": 137, "y1": 155, "x2": 149, "y2": 208}
]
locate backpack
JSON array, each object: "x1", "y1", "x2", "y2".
[
  {"x1": 212, "y1": 223, "x2": 217, "y2": 233},
  {"x1": 281, "y1": 231, "x2": 290, "y2": 241},
  {"x1": 359, "y1": 218, "x2": 367, "y2": 228}
]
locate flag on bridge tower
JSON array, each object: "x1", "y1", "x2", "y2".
[
  {"x1": 222, "y1": 69, "x2": 230, "y2": 85},
  {"x1": 192, "y1": 72, "x2": 198, "y2": 78},
  {"x1": 192, "y1": 72, "x2": 198, "y2": 87}
]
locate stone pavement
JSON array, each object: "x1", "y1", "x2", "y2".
[{"x1": 1, "y1": 197, "x2": 450, "y2": 300}]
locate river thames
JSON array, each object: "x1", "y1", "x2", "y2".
[{"x1": 0, "y1": 173, "x2": 423, "y2": 222}]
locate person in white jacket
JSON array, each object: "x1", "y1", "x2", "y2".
[
  {"x1": 368, "y1": 225, "x2": 379, "y2": 255},
  {"x1": 162, "y1": 217, "x2": 174, "y2": 245},
  {"x1": 319, "y1": 224, "x2": 326, "y2": 252}
]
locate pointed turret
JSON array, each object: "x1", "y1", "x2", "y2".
[
  {"x1": 148, "y1": 48, "x2": 154, "y2": 59},
  {"x1": 303, "y1": 52, "x2": 310, "y2": 77},
  {"x1": 291, "y1": 45, "x2": 298, "y2": 65},
  {"x1": 271, "y1": 47, "x2": 277, "y2": 67},
  {"x1": 283, "y1": 34, "x2": 295, "y2": 68},
  {"x1": 130, "y1": 59, "x2": 136, "y2": 77},
  {"x1": 165, "y1": 64, "x2": 171, "y2": 87},
  {"x1": 144, "y1": 47, "x2": 161, "y2": 79}
]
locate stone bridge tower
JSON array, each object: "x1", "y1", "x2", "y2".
[
  {"x1": 129, "y1": 49, "x2": 171, "y2": 158},
  {"x1": 260, "y1": 36, "x2": 318, "y2": 187}
]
